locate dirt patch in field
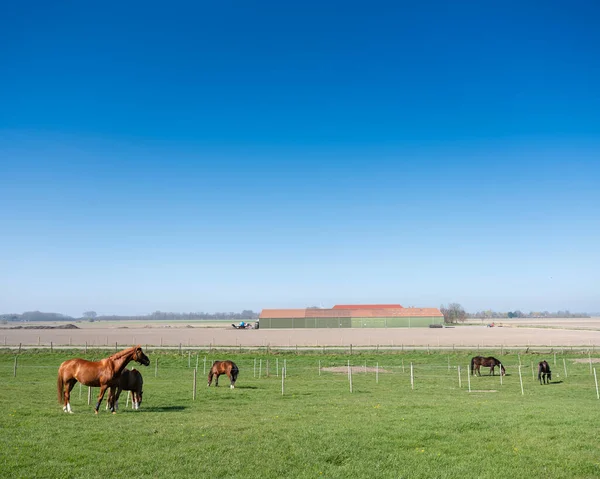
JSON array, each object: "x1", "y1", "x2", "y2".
[
  {"x1": 572, "y1": 358, "x2": 600, "y2": 364},
  {"x1": 322, "y1": 366, "x2": 391, "y2": 374}
]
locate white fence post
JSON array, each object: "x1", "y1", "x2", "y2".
[
  {"x1": 519, "y1": 366, "x2": 524, "y2": 396},
  {"x1": 193, "y1": 368, "x2": 197, "y2": 400},
  {"x1": 467, "y1": 366, "x2": 471, "y2": 392}
]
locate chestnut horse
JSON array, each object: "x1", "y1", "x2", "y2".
[
  {"x1": 57, "y1": 346, "x2": 150, "y2": 414},
  {"x1": 470, "y1": 356, "x2": 506, "y2": 376},
  {"x1": 207, "y1": 360, "x2": 239, "y2": 388},
  {"x1": 538, "y1": 360, "x2": 552, "y2": 385},
  {"x1": 107, "y1": 368, "x2": 144, "y2": 411}
]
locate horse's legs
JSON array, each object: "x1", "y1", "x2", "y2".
[
  {"x1": 106, "y1": 387, "x2": 116, "y2": 411},
  {"x1": 94, "y1": 385, "x2": 110, "y2": 414},
  {"x1": 64, "y1": 379, "x2": 76, "y2": 413},
  {"x1": 227, "y1": 371, "x2": 235, "y2": 389},
  {"x1": 215, "y1": 373, "x2": 220, "y2": 387},
  {"x1": 112, "y1": 386, "x2": 121, "y2": 412}
]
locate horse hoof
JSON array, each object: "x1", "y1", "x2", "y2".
[
  {"x1": 230, "y1": 385, "x2": 234, "y2": 389},
  {"x1": 112, "y1": 411, "x2": 117, "y2": 415},
  {"x1": 69, "y1": 410, "x2": 74, "y2": 414}
]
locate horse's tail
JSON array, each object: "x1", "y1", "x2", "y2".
[
  {"x1": 470, "y1": 357, "x2": 475, "y2": 375},
  {"x1": 57, "y1": 370, "x2": 64, "y2": 404},
  {"x1": 231, "y1": 363, "x2": 239, "y2": 382}
]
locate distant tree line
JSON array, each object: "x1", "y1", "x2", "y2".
[
  {"x1": 91, "y1": 310, "x2": 260, "y2": 321},
  {"x1": 0, "y1": 311, "x2": 73, "y2": 322},
  {"x1": 440, "y1": 304, "x2": 591, "y2": 323},
  {"x1": 469, "y1": 310, "x2": 590, "y2": 319},
  {"x1": 1, "y1": 310, "x2": 260, "y2": 322}
]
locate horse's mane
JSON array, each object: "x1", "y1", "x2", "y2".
[{"x1": 108, "y1": 346, "x2": 137, "y2": 361}]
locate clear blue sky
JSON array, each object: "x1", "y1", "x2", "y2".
[{"x1": 1, "y1": 1, "x2": 599, "y2": 316}]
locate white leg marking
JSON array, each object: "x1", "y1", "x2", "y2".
[{"x1": 67, "y1": 403, "x2": 72, "y2": 413}]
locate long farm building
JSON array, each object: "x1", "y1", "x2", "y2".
[{"x1": 259, "y1": 304, "x2": 443, "y2": 329}]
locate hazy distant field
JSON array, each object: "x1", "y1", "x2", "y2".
[{"x1": 2, "y1": 318, "x2": 600, "y2": 348}]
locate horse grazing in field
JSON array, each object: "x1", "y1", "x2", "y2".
[
  {"x1": 207, "y1": 360, "x2": 239, "y2": 388},
  {"x1": 470, "y1": 356, "x2": 506, "y2": 376},
  {"x1": 538, "y1": 360, "x2": 552, "y2": 385},
  {"x1": 57, "y1": 346, "x2": 150, "y2": 414},
  {"x1": 107, "y1": 368, "x2": 144, "y2": 411}
]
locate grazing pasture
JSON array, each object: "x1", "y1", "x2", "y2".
[{"x1": 1, "y1": 349, "x2": 599, "y2": 478}]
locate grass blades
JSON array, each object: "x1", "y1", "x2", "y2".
[{"x1": 1, "y1": 349, "x2": 599, "y2": 478}]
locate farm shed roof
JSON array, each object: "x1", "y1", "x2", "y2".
[
  {"x1": 349, "y1": 308, "x2": 443, "y2": 318},
  {"x1": 305, "y1": 308, "x2": 352, "y2": 318},
  {"x1": 333, "y1": 304, "x2": 403, "y2": 309},
  {"x1": 259, "y1": 309, "x2": 306, "y2": 319}
]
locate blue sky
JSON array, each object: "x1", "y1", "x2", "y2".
[{"x1": 1, "y1": 1, "x2": 599, "y2": 316}]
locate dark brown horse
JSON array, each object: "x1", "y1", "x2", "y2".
[
  {"x1": 470, "y1": 356, "x2": 506, "y2": 376},
  {"x1": 538, "y1": 360, "x2": 552, "y2": 385},
  {"x1": 107, "y1": 368, "x2": 144, "y2": 411},
  {"x1": 57, "y1": 346, "x2": 150, "y2": 414},
  {"x1": 207, "y1": 360, "x2": 239, "y2": 388}
]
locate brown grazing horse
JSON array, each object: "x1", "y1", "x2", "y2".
[
  {"x1": 57, "y1": 346, "x2": 150, "y2": 414},
  {"x1": 207, "y1": 360, "x2": 239, "y2": 388},
  {"x1": 538, "y1": 360, "x2": 552, "y2": 385},
  {"x1": 107, "y1": 368, "x2": 144, "y2": 411},
  {"x1": 470, "y1": 356, "x2": 506, "y2": 376}
]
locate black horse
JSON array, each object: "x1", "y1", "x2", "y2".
[
  {"x1": 538, "y1": 360, "x2": 552, "y2": 385},
  {"x1": 470, "y1": 356, "x2": 506, "y2": 376}
]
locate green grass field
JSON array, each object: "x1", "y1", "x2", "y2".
[{"x1": 1, "y1": 348, "x2": 599, "y2": 479}]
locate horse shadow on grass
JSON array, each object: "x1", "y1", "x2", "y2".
[
  {"x1": 138, "y1": 406, "x2": 187, "y2": 413},
  {"x1": 548, "y1": 381, "x2": 563, "y2": 385}
]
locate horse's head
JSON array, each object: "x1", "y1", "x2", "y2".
[
  {"x1": 500, "y1": 364, "x2": 506, "y2": 376},
  {"x1": 133, "y1": 346, "x2": 150, "y2": 366}
]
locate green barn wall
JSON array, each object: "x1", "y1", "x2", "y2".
[{"x1": 260, "y1": 316, "x2": 442, "y2": 329}]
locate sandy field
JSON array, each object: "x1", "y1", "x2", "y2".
[{"x1": 2, "y1": 318, "x2": 600, "y2": 348}]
